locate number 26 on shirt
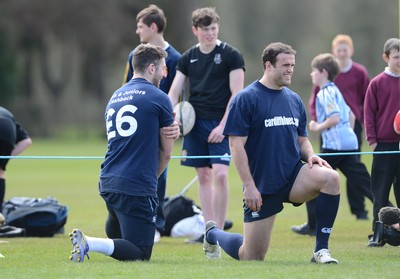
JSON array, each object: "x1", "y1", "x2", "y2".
[{"x1": 106, "y1": 105, "x2": 138, "y2": 141}]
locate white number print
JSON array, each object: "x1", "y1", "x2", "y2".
[{"x1": 106, "y1": 105, "x2": 138, "y2": 140}]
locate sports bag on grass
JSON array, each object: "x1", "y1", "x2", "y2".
[
  {"x1": 2, "y1": 196, "x2": 68, "y2": 237},
  {"x1": 162, "y1": 195, "x2": 204, "y2": 237}
]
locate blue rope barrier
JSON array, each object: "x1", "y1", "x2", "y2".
[{"x1": 0, "y1": 150, "x2": 399, "y2": 160}]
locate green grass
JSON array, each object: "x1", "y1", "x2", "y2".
[{"x1": 1, "y1": 138, "x2": 398, "y2": 278}]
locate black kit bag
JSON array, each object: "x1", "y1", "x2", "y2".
[
  {"x1": 162, "y1": 195, "x2": 202, "y2": 237},
  {"x1": 2, "y1": 196, "x2": 68, "y2": 237}
]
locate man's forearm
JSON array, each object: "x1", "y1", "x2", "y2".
[
  {"x1": 299, "y1": 137, "x2": 315, "y2": 161},
  {"x1": 158, "y1": 152, "x2": 171, "y2": 177}
]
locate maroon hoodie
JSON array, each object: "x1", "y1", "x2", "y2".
[{"x1": 364, "y1": 71, "x2": 400, "y2": 145}]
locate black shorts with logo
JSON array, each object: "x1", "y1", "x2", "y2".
[
  {"x1": 100, "y1": 191, "x2": 158, "y2": 247},
  {"x1": 244, "y1": 161, "x2": 304, "y2": 223}
]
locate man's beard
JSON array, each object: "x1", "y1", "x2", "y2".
[{"x1": 152, "y1": 76, "x2": 161, "y2": 87}]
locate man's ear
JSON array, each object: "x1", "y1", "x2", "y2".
[
  {"x1": 192, "y1": 26, "x2": 198, "y2": 36},
  {"x1": 382, "y1": 53, "x2": 389, "y2": 63},
  {"x1": 150, "y1": 22, "x2": 158, "y2": 32},
  {"x1": 264, "y1": 61, "x2": 273, "y2": 70},
  {"x1": 146, "y1": 63, "x2": 155, "y2": 76}
]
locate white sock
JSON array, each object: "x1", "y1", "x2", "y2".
[{"x1": 86, "y1": 236, "x2": 114, "y2": 256}]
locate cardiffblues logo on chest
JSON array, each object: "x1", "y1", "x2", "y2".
[{"x1": 264, "y1": 116, "x2": 299, "y2": 128}]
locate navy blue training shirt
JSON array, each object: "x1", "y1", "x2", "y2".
[
  {"x1": 100, "y1": 78, "x2": 174, "y2": 197},
  {"x1": 223, "y1": 81, "x2": 308, "y2": 194}
]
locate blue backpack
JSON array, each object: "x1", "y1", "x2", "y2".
[{"x1": 2, "y1": 196, "x2": 68, "y2": 237}]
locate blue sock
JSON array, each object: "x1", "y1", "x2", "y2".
[
  {"x1": 207, "y1": 228, "x2": 243, "y2": 260},
  {"x1": 315, "y1": 192, "x2": 340, "y2": 252}
]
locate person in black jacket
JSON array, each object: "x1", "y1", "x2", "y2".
[{"x1": 0, "y1": 106, "x2": 32, "y2": 220}]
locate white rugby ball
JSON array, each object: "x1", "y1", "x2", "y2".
[{"x1": 173, "y1": 101, "x2": 196, "y2": 136}]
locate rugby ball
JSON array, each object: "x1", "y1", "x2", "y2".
[
  {"x1": 173, "y1": 101, "x2": 196, "y2": 136},
  {"x1": 394, "y1": 110, "x2": 400, "y2": 135}
]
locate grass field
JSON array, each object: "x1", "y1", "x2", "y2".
[{"x1": 1, "y1": 138, "x2": 399, "y2": 278}]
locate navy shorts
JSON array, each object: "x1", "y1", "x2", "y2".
[
  {"x1": 181, "y1": 119, "x2": 231, "y2": 167},
  {"x1": 244, "y1": 161, "x2": 304, "y2": 223},
  {"x1": 100, "y1": 192, "x2": 158, "y2": 247}
]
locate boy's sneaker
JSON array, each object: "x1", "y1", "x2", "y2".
[
  {"x1": 69, "y1": 229, "x2": 90, "y2": 263},
  {"x1": 203, "y1": 221, "x2": 221, "y2": 259},
  {"x1": 311, "y1": 249, "x2": 338, "y2": 264},
  {"x1": 291, "y1": 223, "x2": 316, "y2": 236}
]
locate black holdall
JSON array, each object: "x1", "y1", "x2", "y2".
[
  {"x1": 162, "y1": 195, "x2": 202, "y2": 237},
  {"x1": 1, "y1": 196, "x2": 68, "y2": 237}
]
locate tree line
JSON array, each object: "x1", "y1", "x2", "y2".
[{"x1": 0, "y1": 0, "x2": 397, "y2": 137}]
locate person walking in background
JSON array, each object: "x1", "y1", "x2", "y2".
[
  {"x1": 0, "y1": 106, "x2": 32, "y2": 223},
  {"x1": 293, "y1": 53, "x2": 373, "y2": 238},
  {"x1": 203, "y1": 43, "x2": 340, "y2": 264},
  {"x1": 121, "y1": 4, "x2": 181, "y2": 242},
  {"x1": 364, "y1": 38, "x2": 400, "y2": 246},
  {"x1": 168, "y1": 7, "x2": 245, "y2": 242},
  {"x1": 69, "y1": 44, "x2": 179, "y2": 262}
]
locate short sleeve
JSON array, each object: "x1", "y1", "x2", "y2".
[
  {"x1": 316, "y1": 88, "x2": 339, "y2": 123},
  {"x1": 223, "y1": 93, "x2": 251, "y2": 136},
  {"x1": 159, "y1": 94, "x2": 174, "y2": 128}
]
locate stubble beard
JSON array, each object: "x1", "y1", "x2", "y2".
[{"x1": 152, "y1": 76, "x2": 161, "y2": 88}]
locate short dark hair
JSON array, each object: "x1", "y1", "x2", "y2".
[
  {"x1": 383, "y1": 38, "x2": 400, "y2": 57},
  {"x1": 132, "y1": 44, "x2": 167, "y2": 74},
  {"x1": 136, "y1": 4, "x2": 166, "y2": 33},
  {"x1": 262, "y1": 42, "x2": 296, "y2": 69},
  {"x1": 311, "y1": 53, "x2": 341, "y2": 81},
  {"x1": 192, "y1": 7, "x2": 219, "y2": 28}
]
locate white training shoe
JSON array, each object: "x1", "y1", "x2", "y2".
[
  {"x1": 203, "y1": 221, "x2": 221, "y2": 260},
  {"x1": 311, "y1": 248, "x2": 338, "y2": 264}
]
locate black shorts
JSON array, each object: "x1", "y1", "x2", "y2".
[
  {"x1": 244, "y1": 162, "x2": 304, "y2": 223},
  {"x1": 100, "y1": 191, "x2": 158, "y2": 247},
  {"x1": 0, "y1": 140, "x2": 13, "y2": 171}
]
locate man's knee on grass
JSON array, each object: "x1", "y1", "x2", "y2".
[{"x1": 111, "y1": 239, "x2": 153, "y2": 261}]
